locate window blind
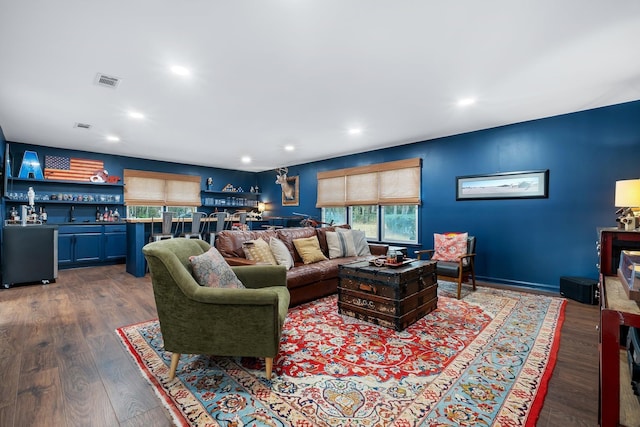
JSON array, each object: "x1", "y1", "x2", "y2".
[
  {"x1": 316, "y1": 158, "x2": 421, "y2": 207},
  {"x1": 124, "y1": 169, "x2": 201, "y2": 206}
]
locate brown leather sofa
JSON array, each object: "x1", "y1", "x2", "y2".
[{"x1": 215, "y1": 226, "x2": 388, "y2": 306}]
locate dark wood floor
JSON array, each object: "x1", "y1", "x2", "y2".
[{"x1": 0, "y1": 265, "x2": 600, "y2": 426}]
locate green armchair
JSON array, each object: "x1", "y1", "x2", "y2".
[{"x1": 142, "y1": 238, "x2": 290, "y2": 379}]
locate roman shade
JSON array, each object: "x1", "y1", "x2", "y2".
[
  {"x1": 124, "y1": 169, "x2": 201, "y2": 206},
  {"x1": 316, "y1": 158, "x2": 421, "y2": 207}
]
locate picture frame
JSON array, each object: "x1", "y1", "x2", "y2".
[
  {"x1": 282, "y1": 175, "x2": 299, "y2": 206},
  {"x1": 456, "y1": 170, "x2": 549, "y2": 200}
]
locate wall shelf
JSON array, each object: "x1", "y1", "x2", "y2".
[
  {"x1": 7, "y1": 177, "x2": 123, "y2": 187},
  {"x1": 201, "y1": 191, "x2": 260, "y2": 209}
]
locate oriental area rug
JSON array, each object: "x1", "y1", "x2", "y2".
[{"x1": 116, "y1": 283, "x2": 565, "y2": 426}]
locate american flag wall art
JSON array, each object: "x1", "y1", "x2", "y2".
[{"x1": 44, "y1": 156, "x2": 104, "y2": 182}]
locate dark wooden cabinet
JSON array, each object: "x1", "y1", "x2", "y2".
[{"x1": 598, "y1": 228, "x2": 640, "y2": 426}]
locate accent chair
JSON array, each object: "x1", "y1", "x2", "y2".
[
  {"x1": 416, "y1": 234, "x2": 476, "y2": 299},
  {"x1": 142, "y1": 238, "x2": 290, "y2": 379}
]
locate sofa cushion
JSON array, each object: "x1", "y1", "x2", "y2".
[
  {"x1": 269, "y1": 237, "x2": 294, "y2": 270},
  {"x1": 432, "y1": 232, "x2": 468, "y2": 262},
  {"x1": 276, "y1": 227, "x2": 317, "y2": 263},
  {"x1": 326, "y1": 230, "x2": 357, "y2": 259},
  {"x1": 293, "y1": 236, "x2": 328, "y2": 264},
  {"x1": 215, "y1": 229, "x2": 278, "y2": 258},
  {"x1": 316, "y1": 224, "x2": 350, "y2": 257},
  {"x1": 189, "y1": 247, "x2": 245, "y2": 288},
  {"x1": 243, "y1": 239, "x2": 277, "y2": 265},
  {"x1": 337, "y1": 227, "x2": 371, "y2": 256}
]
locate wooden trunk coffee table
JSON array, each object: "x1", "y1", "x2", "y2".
[{"x1": 338, "y1": 259, "x2": 438, "y2": 331}]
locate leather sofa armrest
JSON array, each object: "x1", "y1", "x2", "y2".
[
  {"x1": 224, "y1": 257, "x2": 257, "y2": 266},
  {"x1": 368, "y1": 243, "x2": 388, "y2": 256}
]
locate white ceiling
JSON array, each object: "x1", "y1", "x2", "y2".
[{"x1": 1, "y1": 1, "x2": 640, "y2": 172}]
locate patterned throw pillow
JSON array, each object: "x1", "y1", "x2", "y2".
[
  {"x1": 431, "y1": 232, "x2": 468, "y2": 262},
  {"x1": 243, "y1": 239, "x2": 278, "y2": 265},
  {"x1": 326, "y1": 230, "x2": 357, "y2": 259},
  {"x1": 189, "y1": 247, "x2": 245, "y2": 288},
  {"x1": 293, "y1": 236, "x2": 328, "y2": 264},
  {"x1": 269, "y1": 237, "x2": 294, "y2": 270}
]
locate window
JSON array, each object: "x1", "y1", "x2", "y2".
[
  {"x1": 127, "y1": 206, "x2": 163, "y2": 219},
  {"x1": 381, "y1": 205, "x2": 418, "y2": 243},
  {"x1": 123, "y1": 169, "x2": 200, "y2": 206},
  {"x1": 167, "y1": 206, "x2": 196, "y2": 219},
  {"x1": 317, "y1": 158, "x2": 421, "y2": 245},
  {"x1": 350, "y1": 205, "x2": 379, "y2": 241},
  {"x1": 321, "y1": 207, "x2": 347, "y2": 225}
]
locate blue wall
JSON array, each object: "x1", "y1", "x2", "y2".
[
  {"x1": 3, "y1": 100, "x2": 640, "y2": 291},
  {"x1": 256, "y1": 100, "x2": 640, "y2": 292}
]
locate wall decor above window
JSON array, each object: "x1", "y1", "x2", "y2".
[{"x1": 456, "y1": 170, "x2": 549, "y2": 200}]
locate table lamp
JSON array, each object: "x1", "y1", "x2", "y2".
[
  {"x1": 258, "y1": 202, "x2": 266, "y2": 213},
  {"x1": 615, "y1": 179, "x2": 640, "y2": 230}
]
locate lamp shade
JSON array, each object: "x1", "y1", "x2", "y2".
[
  {"x1": 615, "y1": 179, "x2": 640, "y2": 207},
  {"x1": 257, "y1": 202, "x2": 266, "y2": 213}
]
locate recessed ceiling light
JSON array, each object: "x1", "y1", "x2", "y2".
[
  {"x1": 284, "y1": 145, "x2": 295, "y2": 152},
  {"x1": 457, "y1": 97, "x2": 476, "y2": 107},
  {"x1": 170, "y1": 65, "x2": 191, "y2": 76},
  {"x1": 128, "y1": 111, "x2": 145, "y2": 119},
  {"x1": 106, "y1": 135, "x2": 120, "y2": 142},
  {"x1": 348, "y1": 128, "x2": 363, "y2": 135},
  {"x1": 241, "y1": 156, "x2": 251, "y2": 164}
]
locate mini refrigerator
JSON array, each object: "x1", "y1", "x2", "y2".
[{"x1": 2, "y1": 225, "x2": 58, "y2": 288}]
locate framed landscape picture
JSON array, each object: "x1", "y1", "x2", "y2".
[{"x1": 456, "y1": 170, "x2": 549, "y2": 200}]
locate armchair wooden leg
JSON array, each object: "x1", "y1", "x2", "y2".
[
  {"x1": 470, "y1": 265, "x2": 476, "y2": 291},
  {"x1": 265, "y1": 357, "x2": 273, "y2": 379},
  {"x1": 456, "y1": 269, "x2": 464, "y2": 300},
  {"x1": 169, "y1": 353, "x2": 181, "y2": 380}
]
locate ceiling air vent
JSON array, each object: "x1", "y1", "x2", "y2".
[
  {"x1": 94, "y1": 73, "x2": 121, "y2": 89},
  {"x1": 74, "y1": 122, "x2": 92, "y2": 129}
]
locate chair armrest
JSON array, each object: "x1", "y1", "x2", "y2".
[
  {"x1": 224, "y1": 256, "x2": 256, "y2": 266},
  {"x1": 189, "y1": 285, "x2": 285, "y2": 306},
  {"x1": 232, "y1": 265, "x2": 287, "y2": 289},
  {"x1": 368, "y1": 243, "x2": 388, "y2": 256},
  {"x1": 415, "y1": 249, "x2": 435, "y2": 260}
]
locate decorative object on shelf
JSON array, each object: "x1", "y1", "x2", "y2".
[
  {"x1": 44, "y1": 155, "x2": 104, "y2": 182},
  {"x1": 275, "y1": 167, "x2": 299, "y2": 206},
  {"x1": 456, "y1": 170, "x2": 549, "y2": 200},
  {"x1": 615, "y1": 179, "x2": 640, "y2": 231},
  {"x1": 250, "y1": 186, "x2": 255, "y2": 193},
  {"x1": 207, "y1": 177, "x2": 213, "y2": 191},
  {"x1": 222, "y1": 183, "x2": 235, "y2": 192},
  {"x1": 18, "y1": 151, "x2": 44, "y2": 179},
  {"x1": 27, "y1": 187, "x2": 35, "y2": 207}
]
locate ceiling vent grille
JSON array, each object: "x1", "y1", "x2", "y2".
[
  {"x1": 95, "y1": 73, "x2": 121, "y2": 89},
  {"x1": 74, "y1": 122, "x2": 92, "y2": 129}
]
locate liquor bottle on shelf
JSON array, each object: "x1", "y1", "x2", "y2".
[
  {"x1": 39, "y1": 207, "x2": 48, "y2": 223},
  {"x1": 103, "y1": 207, "x2": 108, "y2": 222},
  {"x1": 96, "y1": 207, "x2": 102, "y2": 222},
  {"x1": 70, "y1": 206, "x2": 76, "y2": 222}
]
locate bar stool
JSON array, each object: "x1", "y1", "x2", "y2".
[
  {"x1": 180, "y1": 212, "x2": 205, "y2": 239},
  {"x1": 209, "y1": 211, "x2": 227, "y2": 245},
  {"x1": 150, "y1": 212, "x2": 175, "y2": 242},
  {"x1": 239, "y1": 212, "x2": 247, "y2": 230}
]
